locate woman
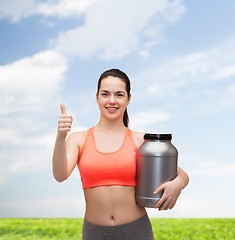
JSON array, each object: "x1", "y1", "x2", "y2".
[{"x1": 52, "y1": 69, "x2": 189, "y2": 240}]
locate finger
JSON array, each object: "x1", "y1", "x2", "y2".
[
  {"x1": 160, "y1": 198, "x2": 172, "y2": 211},
  {"x1": 169, "y1": 196, "x2": 178, "y2": 210},
  {"x1": 154, "y1": 183, "x2": 165, "y2": 195},
  {"x1": 58, "y1": 116, "x2": 73, "y2": 123},
  {"x1": 154, "y1": 195, "x2": 165, "y2": 209},
  {"x1": 58, "y1": 128, "x2": 71, "y2": 133},
  {"x1": 169, "y1": 201, "x2": 176, "y2": 210},
  {"x1": 60, "y1": 103, "x2": 67, "y2": 114},
  {"x1": 155, "y1": 200, "x2": 165, "y2": 210},
  {"x1": 58, "y1": 123, "x2": 72, "y2": 128},
  {"x1": 159, "y1": 204, "x2": 167, "y2": 211}
]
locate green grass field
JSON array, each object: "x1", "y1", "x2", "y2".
[{"x1": 0, "y1": 218, "x2": 234, "y2": 240}]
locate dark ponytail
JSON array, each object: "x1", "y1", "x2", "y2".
[
  {"x1": 97, "y1": 69, "x2": 131, "y2": 127},
  {"x1": 123, "y1": 109, "x2": 129, "y2": 128}
]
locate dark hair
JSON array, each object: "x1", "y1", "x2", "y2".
[{"x1": 97, "y1": 69, "x2": 131, "y2": 127}]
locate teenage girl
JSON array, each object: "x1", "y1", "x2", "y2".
[{"x1": 52, "y1": 69, "x2": 189, "y2": 240}]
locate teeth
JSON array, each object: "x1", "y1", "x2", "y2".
[{"x1": 107, "y1": 107, "x2": 118, "y2": 110}]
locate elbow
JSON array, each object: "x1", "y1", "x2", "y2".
[
  {"x1": 55, "y1": 177, "x2": 65, "y2": 183},
  {"x1": 177, "y1": 166, "x2": 190, "y2": 188},
  {"x1": 186, "y1": 172, "x2": 190, "y2": 185},
  {"x1": 182, "y1": 168, "x2": 189, "y2": 184},
  {"x1": 184, "y1": 171, "x2": 190, "y2": 188},
  {"x1": 53, "y1": 172, "x2": 68, "y2": 183}
]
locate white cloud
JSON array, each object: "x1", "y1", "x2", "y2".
[
  {"x1": 0, "y1": 194, "x2": 85, "y2": 217},
  {"x1": 0, "y1": 49, "x2": 67, "y2": 114},
  {"x1": 0, "y1": 0, "x2": 98, "y2": 22},
  {"x1": 214, "y1": 64, "x2": 235, "y2": 79},
  {"x1": 132, "y1": 37, "x2": 235, "y2": 117},
  {"x1": 130, "y1": 109, "x2": 172, "y2": 130},
  {"x1": 0, "y1": 49, "x2": 67, "y2": 182},
  {"x1": 52, "y1": 0, "x2": 185, "y2": 60},
  {"x1": 136, "y1": 38, "x2": 235, "y2": 97},
  {"x1": 215, "y1": 83, "x2": 235, "y2": 111},
  {"x1": 228, "y1": 83, "x2": 235, "y2": 94},
  {"x1": 189, "y1": 161, "x2": 235, "y2": 177},
  {"x1": 35, "y1": 0, "x2": 98, "y2": 18},
  {"x1": 0, "y1": 146, "x2": 52, "y2": 185},
  {"x1": 0, "y1": 0, "x2": 35, "y2": 22},
  {"x1": 0, "y1": 0, "x2": 186, "y2": 59},
  {"x1": 180, "y1": 155, "x2": 235, "y2": 177}
]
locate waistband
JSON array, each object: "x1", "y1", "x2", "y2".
[
  {"x1": 82, "y1": 213, "x2": 154, "y2": 240},
  {"x1": 84, "y1": 213, "x2": 148, "y2": 228}
]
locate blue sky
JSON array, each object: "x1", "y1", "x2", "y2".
[{"x1": 0, "y1": 0, "x2": 235, "y2": 218}]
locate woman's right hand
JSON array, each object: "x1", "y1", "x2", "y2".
[{"x1": 58, "y1": 103, "x2": 73, "y2": 138}]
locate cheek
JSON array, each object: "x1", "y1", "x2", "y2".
[
  {"x1": 122, "y1": 98, "x2": 130, "y2": 105},
  {"x1": 117, "y1": 100, "x2": 128, "y2": 109},
  {"x1": 97, "y1": 97, "x2": 107, "y2": 106}
]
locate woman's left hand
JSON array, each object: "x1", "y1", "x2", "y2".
[{"x1": 153, "y1": 179, "x2": 182, "y2": 211}]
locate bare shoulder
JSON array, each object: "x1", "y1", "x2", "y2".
[
  {"x1": 67, "y1": 130, "x2": 88, "y2": 149},
  {"x1": 131, "y1": 130, "x2": 145, "y2": 148}
]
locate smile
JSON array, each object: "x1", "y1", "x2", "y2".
[{"x1": 106, "y1": 107, "x2": 119, "y2": 110}]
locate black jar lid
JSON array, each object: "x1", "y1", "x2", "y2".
[{"x1": 144, "y1": 133, "x2": 172, "y2": 140}]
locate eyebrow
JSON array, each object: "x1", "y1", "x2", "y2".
[{"x1": 100, "y1": 90, "x2": 126, "y2": 94}]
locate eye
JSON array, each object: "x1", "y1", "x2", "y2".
[
  {"x1": 101, "y1": 92, "x2": 108, "y2": 97},
  {"x1": 116, "y1": 93, "x2": 125, "y2": 97}
]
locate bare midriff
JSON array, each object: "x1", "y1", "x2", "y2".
[{"x1": 84, "y1": 185, "x2": 146, "y2": 226}]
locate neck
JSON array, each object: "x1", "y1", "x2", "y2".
[{"x1": 96, "y1": 116, "x2": 126, "y2": 132}]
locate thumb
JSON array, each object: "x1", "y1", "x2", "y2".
[{"x1": 60, "y1": 103, "x2": 67, "y2": 114}]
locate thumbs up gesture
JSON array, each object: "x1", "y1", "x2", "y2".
[{"x1": 58, "y1": 103, "x2": 73, "y2": 138}]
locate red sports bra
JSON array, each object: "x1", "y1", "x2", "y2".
[{"x1": 77, "y1": 127, "x2": 138, "y2": 189}]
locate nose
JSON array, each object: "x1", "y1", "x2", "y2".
[{"x1": 109, "y1": 94, "x2": 116, "y2": 104}]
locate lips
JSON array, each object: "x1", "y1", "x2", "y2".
[{"x1": 106, "y1": 107, "x2": 119, "y2": 112}]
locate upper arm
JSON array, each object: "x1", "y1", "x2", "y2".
[
  {"x1": 66, "y1": 130, "x2": 87, "y2": 173},
  {"x1": 132, "y1": 131, "x2": 145, "y2": 148}
]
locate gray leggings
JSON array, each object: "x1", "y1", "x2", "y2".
[{"x1": 82, "y1": 213, "x2": 154, "y2": 240}]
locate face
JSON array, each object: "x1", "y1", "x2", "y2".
[{"x1": 96, "y1": 76, "x2": 131, "y2": 121}]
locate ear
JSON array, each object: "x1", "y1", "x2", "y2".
[{"x1": 127, "y1": 93, "x2": 131, "y2": 105}]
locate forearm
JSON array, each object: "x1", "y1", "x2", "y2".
[
  {"x1": 52, "y1": 133, "x2": 69, "y2": 182},
  {"x1": 53, "y1": 104, "x2": 74, "y2": 182}
]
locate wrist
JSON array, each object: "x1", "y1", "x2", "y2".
[
  {"x1": 57, "y1": 131, "x2": 67, "y2": 140},
  {"x1": 172, "y1": 175, "x2": 186, "y2": 191}
]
